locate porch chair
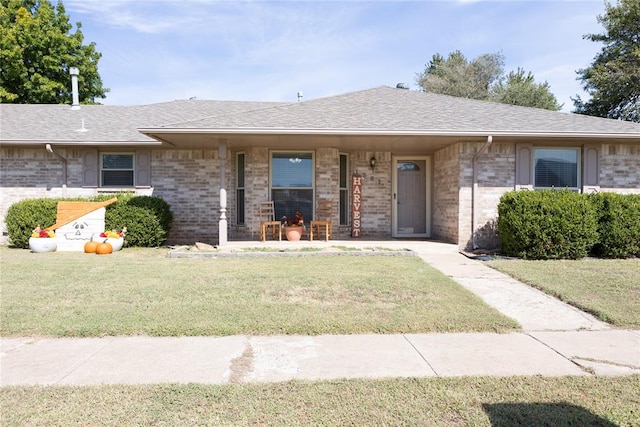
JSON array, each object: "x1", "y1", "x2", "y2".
[
  {"x1": 309, "y1": 200, "x2": 333, "y2": 241},
  {"x1": 259, "y1": 201, "x2": 281, "y2": 242}
]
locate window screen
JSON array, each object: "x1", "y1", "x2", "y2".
[
  {"x1": 271, "y1": 152, "x2": 313, "y2": 222},
  {"x1": 534, "y1": 148, "x2": 579, "y2": 189},
  {"x1": 101, "y1": 153, "x2": 134, "y2": 187}
]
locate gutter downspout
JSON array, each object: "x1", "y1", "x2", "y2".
[
  {"x1": 46, "y1": 144, "x2": 68, "y2": 197},
  {"x1": 471, "y1": 135, "x2": 493, "y2": 250}
]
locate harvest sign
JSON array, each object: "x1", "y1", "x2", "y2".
[{"x1": 351, "y1": 174, "x2": 362, "y2": 237}]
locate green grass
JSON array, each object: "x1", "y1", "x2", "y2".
[
  {"x1": 2, "y1": 376, "x2": 638, "y2": 426},
  {"x1": 487, "y1": 258, "x2": 640, "y2": 328},
  {"x1": 0, "y1": 247, "x2": 518, "y2": 337}
]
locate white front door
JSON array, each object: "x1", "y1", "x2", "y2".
[{"x1": 392, "y1": 157, "x2": 431, "y2": 237}]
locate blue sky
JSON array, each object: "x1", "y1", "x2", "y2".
[{"x1": 65, "y1": 0, "x2": 607, "y2": 112}]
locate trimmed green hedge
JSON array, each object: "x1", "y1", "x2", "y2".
[
  {"x1": 5, "y1": 198, "x2": 59, "y2": 248},
  {"x1": 6, "y1": 195, "x2": 173, "y2": 249},
  {"x1": 498, "y1": 190, "x2": 640, "y2": 259},
  {"x1": 498, "y1": 190, "x2": 598, "y2": 260},
  {"x1": 590, "y1": 193, "x2": 640, "y2": 258}
]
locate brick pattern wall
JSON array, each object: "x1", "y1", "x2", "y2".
[
  {"x1": 349, "y1": 151, "x2": 391, "y2": 238},
  {"x1": 1, "y1": 148, "x2": 96, "y2": 239},
  {"x1": 468, "y1": 142, "x2": 515, "y2": 249},
  {"x1": 432, "y1": 144, "x2": 460, "y2": 244},
  {"x1": 600, "y1": 144, "x2": 640, "y2": 192},
  {"x1": 3, "y1": 142, "x2": 639, "y2": 247},
  {"x1": 150, "y1": 150, "x2": 221, "y2": 244}
]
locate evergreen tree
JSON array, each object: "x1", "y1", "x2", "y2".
[
  {"x1": 492, "y1": 68, "x2": 562, "y2": 111},
  {"x1": 573, "y1": 0, "x2": 639, "y2": 122}
]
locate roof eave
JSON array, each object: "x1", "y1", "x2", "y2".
[
  {"x1": 138, "y1": 127, "x2": 640, "y2": 139},
  {"x1": 0, "y1": 140, "x2": 163, "y2": 146}
]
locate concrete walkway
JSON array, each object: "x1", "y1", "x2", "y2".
[{"x1": 2, "y1": 241, "x2": 639, "y2": 385}]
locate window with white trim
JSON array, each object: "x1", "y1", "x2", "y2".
[
  {"x1": 271, "y1": 151, "x2": 314, "y2": 222},
  {"x1": 534, "y1": 148, "x2": 580, "y2": 190},
  {"x1": 236, "y1": 152, "x2": 245, "y2": 226},
  {"x1": 101, "y1": 153, "x2": 134, "y2": 187}
]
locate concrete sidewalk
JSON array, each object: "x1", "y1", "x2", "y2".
[
  {"x1": 2, "y1": 241, "x2": 639, "y2": 385},
  {"x1": 2, "y1": 331, "x2": 639, "y2": 385}
]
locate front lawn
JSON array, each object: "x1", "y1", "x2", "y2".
[
  {"x1": 2, "y1": 376, "x2": 638, "y2": 426},
  {"x1": 487, "y1": 258, "x2": 640, "y2": 328},
  {"x1": 0, "y1": 247, "x2": 518, "y2": 336}
]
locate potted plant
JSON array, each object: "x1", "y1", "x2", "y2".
[
  {"x1": 281, "y1": 212, "x2": 304, "y2": 241},
  {"x1": 29, "y1": 225, "x2": 57, "y2": 253},
  {"x1": 95, "y1": 228, "x2": 126, "y2": 251}
]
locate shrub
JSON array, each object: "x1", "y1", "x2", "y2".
[
  {"x1": 105, "y1": 196, "x2": 172, "y2": 247},
  {"x1": 5, "y1": 198, "x2": 59, "y2": 248},
  {"x1": 590, "y1": 193, "x2": 640, "y2": 258},
  {"x1": 125, "y1": 195, "x2": 173, "y2": 233},
  {"x1": 6, "y1": 195, "x2": 173, "y2": 249},
  {"x1": 498, "y1": 190, "x2": 598, "y2": 260}
]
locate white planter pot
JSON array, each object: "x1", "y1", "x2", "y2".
[
  {"x1": 106, "y1": 237, "x2": 124, "y2": 251},
  {"x1": 29, "y1": 237, "x2": 57, "y2": 253}
]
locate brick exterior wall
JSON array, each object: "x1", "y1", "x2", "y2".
[
  {"x1": 432, "y1": 144, "x2": 460, "y2": 244},
  {"x1": 1, "y1": 148, "x2": 98, "y2": 240},
  {"x1": 150, "y1": 149, "x2": 221, "y2": 244},
  {"x1": 468, "y1": 142, "x2": 516, "y2": 250},
  {"x1": 2, "y1": 142, "x2": 639, "y2": 247},
  {"x1": 600, "y1": 144, "x2": 640, "y2": 192}
]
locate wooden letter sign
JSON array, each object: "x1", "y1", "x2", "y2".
[{"x1": 351, "y1": 174, "x2": 362, "y2": 237}]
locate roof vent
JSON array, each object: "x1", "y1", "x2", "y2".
[{"x1": 396, "y1": 83, "x2": 409, "y2": 90}]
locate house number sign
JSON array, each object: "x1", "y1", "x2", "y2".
[{"x1": 351, "y1": 174, "x2": 362, "y2": 237}]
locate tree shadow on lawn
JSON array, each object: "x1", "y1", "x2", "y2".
[{"x1": 483, "y1": 402, "x2": 617, "y2": 426}]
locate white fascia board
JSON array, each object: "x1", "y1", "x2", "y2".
[
  {"x1": 138, "y1": 127, "x2": 640, "y2": 139},
  {"x1": 0, "y1": 140, "x2": 162, "y2": 146}
]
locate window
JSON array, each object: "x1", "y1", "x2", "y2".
[
  {"x1": 236, "y1": 153, "x2": 245, "y2": 226},
  {"x1": 101, "y1": 153, "x2": 134, "y2": 187},
  {"x1": 534, "y1": 148, "x2": 580, "y2": 190},
  {"x1": 339, "y1": 153, "x2": 349, "y2": 225},
  {"x1": 271, "y1": 152, "x2": 313, "y2": 222}
]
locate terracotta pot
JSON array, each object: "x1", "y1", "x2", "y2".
[
  {"x1": 284, "y1": 226, "x2": 303, "y2": 241},
  {"x1": 29, "y1": 237, "x2": 57, "y2": 253}
]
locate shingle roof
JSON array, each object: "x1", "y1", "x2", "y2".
[
  {"x1": 157, "y1": 87, "x2": 640, "y2": 137},
  {"x1": 2, "y1": 86, "x2": 640, "y2": 144},
  {"x1": 0, "y1": 100, "x2": 285, "y2": 143}
]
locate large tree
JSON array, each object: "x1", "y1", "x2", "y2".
[
  {"x1": 573, "y1": 0, "x2": 640, "y2": 122},
  {"x1": 417, "y1": 51, "x2": 561, "y2": 111},
  {"x1": 417, "y1": 50, "x2": 504, "y2": 100},
  {"x1": 0, "y1": 0, "x2": 108, "y2": 104},
  {"x1": 491, "y1": 68, "x2": 562, "y2": 111}
]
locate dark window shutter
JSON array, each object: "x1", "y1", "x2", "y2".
[
  {"x1": 515, "y1": 143, "x2": 533, "y2": 189},
  {"x1": 82, "y1": 149, "x2": 99, "y2": 187},
  {"x1": 135, "y1": 150, "x2": 152, "y2": 187},
  {"x1": 582, "y1": 144, "x2": 600, "y2": 193}
]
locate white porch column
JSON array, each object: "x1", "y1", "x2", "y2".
[{"x1": 218, "y1": 140, "x2": 228, "y2": 246}]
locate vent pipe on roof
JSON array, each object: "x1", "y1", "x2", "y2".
[
  {"x1": 70, "y1": 67, "x2": 80, "y2": 110},
  {"x1": 297, "y1": 91, "x2": 303, "y2": 102}
]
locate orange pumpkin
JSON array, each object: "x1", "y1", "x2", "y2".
[
  {"x1": 84, "y1": 240, "x2": 99, "y2": 253},
  {"x1": 95, "y1": 242, "x2": 113, "y2": 255}
]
